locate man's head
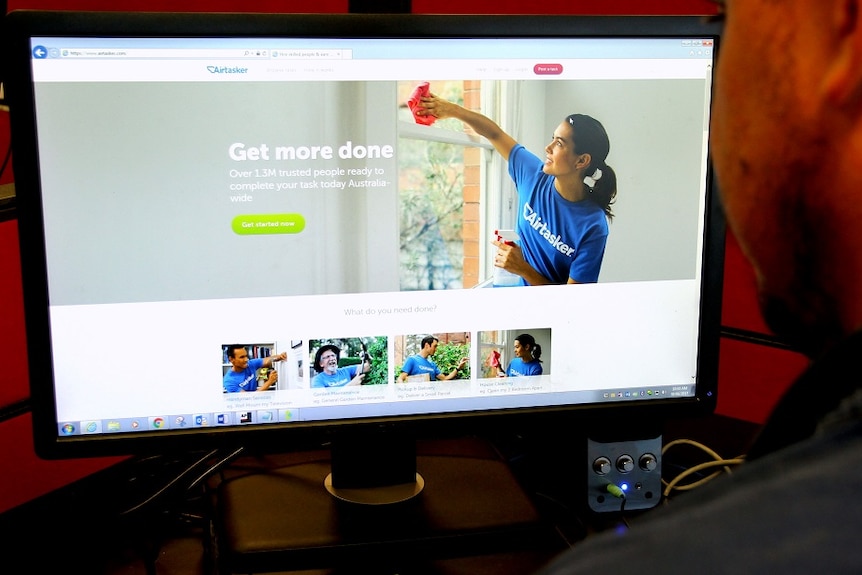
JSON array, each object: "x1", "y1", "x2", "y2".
[
  {"x1": 420, "y1": 336, "x2": 439, "y2": 356},
  {"x1": 711, "y1": 0, "x2": 862, "y2": 356},
  {"x1": 226, "y1": 345, "x2": 249, "y2": 372},
  {"x1": 315, "y1": 344, "x2": 340, "y2": 375}
]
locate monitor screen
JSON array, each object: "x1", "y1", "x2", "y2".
[{"x1": 6, "y1": 11, "x2": 723, "y2": 460}]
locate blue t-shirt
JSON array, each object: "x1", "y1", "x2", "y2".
[
  {"x1": 508, "y1": 144, "x2": 609, "y2": 284},
  {"x1": 223, "y1": 357, "x2": 265, "y2": 393},
  {"x1": 506, "y1": 357, "x2": 543, "y2": 377},
  {"x1": 401, "y1": 354, "x2": 442, "y2": 381},
  {"x1": 312, "y1": 365, "x2": 361, "y2": 388}
]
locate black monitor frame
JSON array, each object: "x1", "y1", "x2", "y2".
[{"x1": 5, "y1": 11, "x2": 724, "y2": 461}]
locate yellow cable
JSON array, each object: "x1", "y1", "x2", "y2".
[
  {"x1": 661, "y1": 437, "x2": 746, "y2": 499},
  {"x1": 663, "y1": 457, "x2": 745, "y2": 498}
]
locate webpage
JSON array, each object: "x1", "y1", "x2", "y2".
[{"x1": 28, "y1": 36, "x2": 714, "y2": 436}]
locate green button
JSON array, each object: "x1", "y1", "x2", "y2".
[{"x1": 232, "y1": 213, "x2": 306, "y2": 235}]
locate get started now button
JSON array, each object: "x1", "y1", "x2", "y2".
[{"x1": 232, "y1": 213, "x2": 306, "y2": 235}]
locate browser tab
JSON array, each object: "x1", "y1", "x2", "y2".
[{"x1": 271, "y1": 49, "x2": 352, "y2": 60}]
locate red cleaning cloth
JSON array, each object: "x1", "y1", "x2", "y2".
[{"x1": 407, "y1": 82, "x2": 436, "y2": 126}]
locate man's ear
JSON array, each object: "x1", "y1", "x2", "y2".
[{"x1": 823, "y1": 0, "x2": 862, "y2": 106}]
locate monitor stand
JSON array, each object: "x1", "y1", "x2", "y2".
[
  {"x1": 323, "y1": 472, "x2": 425, "y2": 506},
  {"x1": 211, "y1": 433, "x2": 560, "y2": 573},
  {"x1": 324, "y1": 428, "x2": 426, "y2": 505}
]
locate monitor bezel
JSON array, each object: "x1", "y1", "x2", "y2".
[{"x1": 5, "y1": 10, "x2": 724, "y2": 459}]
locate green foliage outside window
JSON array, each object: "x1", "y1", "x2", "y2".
[{"x1": 398, "y1": 82, "x2": 467, "y2": 291}]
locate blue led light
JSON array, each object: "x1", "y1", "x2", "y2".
[{"x1": 621, "y1": 483, "x2": 629, "y2": 491}]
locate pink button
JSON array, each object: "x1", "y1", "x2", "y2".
[{"x1": 533, "y1": 63, "x2": 563, "y2": 75}]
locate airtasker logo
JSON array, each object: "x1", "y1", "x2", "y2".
[{"x1": 207, "y1": 65, "x2": 249, "y2": 74}]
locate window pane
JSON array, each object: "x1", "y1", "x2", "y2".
[
  {"x1": 398, "y1": 137, "x2": 464, "y2": 290},
  {"x1": 397, "y1": 81, "x2": 468, "y2": 291}
]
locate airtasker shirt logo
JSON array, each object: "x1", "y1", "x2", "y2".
[{"x1": 522, "y1": 203, "x2": 576, "y2": 257}]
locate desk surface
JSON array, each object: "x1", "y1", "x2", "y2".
[{"x1": 0, "y1": 415, "x2": 759, "y2": 574}]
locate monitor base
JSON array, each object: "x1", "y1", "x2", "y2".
[
  {"x1": 324, "y1": 471, "x2": 426, "y2": 505},
  {"x1": 211, "y1": 439, "x2": 559, "y2": 573}
]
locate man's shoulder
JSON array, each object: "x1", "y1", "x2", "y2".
[{"x1": 223, "y1": 368, "x2": 244, "y2": 381}]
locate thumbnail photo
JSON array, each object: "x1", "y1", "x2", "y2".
[
  {"x1": 394, "y1": 332, "x2": 471, "y2": 383},
  {"x1": 477, "y1": 328, "x2": 550, "y2": 379},
  {"x1": 309, "y1": 336, "x2": 388, "y2": 388}
]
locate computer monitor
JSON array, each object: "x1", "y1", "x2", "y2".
[{"x1": 5, "y1": 11, "x2": 723, "y2": 500}]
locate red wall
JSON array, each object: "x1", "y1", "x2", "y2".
[
  {"x1": 7, "y1": 0, "x2": 348, "y2": 11},
  {"x1": 412, "y1": 0, "x2": 719, "y2": 14},
  {"x1": 0, "y1": 0, "x2": 808, "y2": 514},
  {"x1": 718, "y1": 235, "x2": 809, "y2": 421}
]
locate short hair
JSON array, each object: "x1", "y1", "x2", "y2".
[
  {"x1": 420, "y1": 335, "x2": 438, "y2": 349},
  {"x1": 226, "y1": 344, "x2": 246, "y2": 359}
]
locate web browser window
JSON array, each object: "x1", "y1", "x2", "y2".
[{"x1": 27, "y1": 34, "x2": 715, "y2": 436}]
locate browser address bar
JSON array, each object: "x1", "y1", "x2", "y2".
[
  {"x1": 58, "y1": 48, "x2": 352, "y2": 59},
  {"x1": 59, "y1": 49, "x2": 268, "y2": 58}
]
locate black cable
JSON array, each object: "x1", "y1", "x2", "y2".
[
  {"x1": 0, "y1": 119, "x2": 13, "y2": 216},
  {"x1": 119, "y1": 449, "x2": 221, "y2": 516},
  {"x1": 0, "y1": 138, "x2": 11, "y2": 181},
  {"x1": 606, "y1": 483, "x2": 630, "y2": 529},
  {"x1": 185, "y1": 446, "x2": 245, "y2": 494},
  {"x1": 0, "y1": 398, "x2": 30, "y2": 424},
  {"x1": 720, "y1": 325, "x2": 800, "y2": 352},
  {"x1": 0, "y1": 0, "x2": 7, "y2": 96}
]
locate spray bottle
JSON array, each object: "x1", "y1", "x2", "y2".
[{"x1": 493, "y1": 229, "x2": 522, "y2": 287}]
